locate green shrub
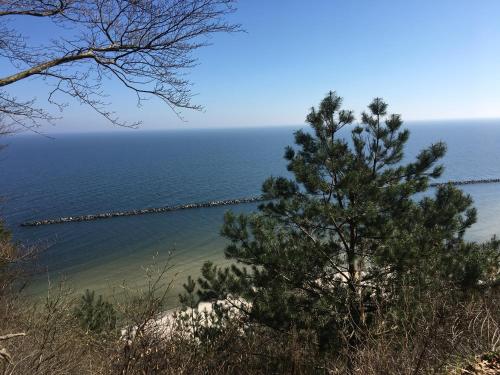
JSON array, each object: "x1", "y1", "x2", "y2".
[{"x1": 74, "y1": 289, "x2": 117, "y2": 334}]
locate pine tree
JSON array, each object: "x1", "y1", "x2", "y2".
[
  {"x1": 184, "y1": 91, "x2": 496, "y2": 349},
  {"x1": 74, "y1": 289, "x2": 116, "y2": 334}
]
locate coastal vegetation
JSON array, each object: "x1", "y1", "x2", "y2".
[
  {"x1": 187, "y1": 92, "x2": 499, "y2": 336},
  {"x1": 1, "y1": 92, "x2": 499, "y2": 374},
  {"x1": 0, "y1": 2, "x2": 499, "y2": 374}
]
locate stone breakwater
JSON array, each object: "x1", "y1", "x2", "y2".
[
  {"x1": 20, "y1": 196, "x2": 265, "y2": 227},
  {"x1": 19, "y1": 178, "x2": 500, "y2": 227},
  {"x1": 429, "y1": 178, "x2": 500, "y2": 187}
]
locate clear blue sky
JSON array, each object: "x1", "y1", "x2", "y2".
[{"x1": 5, "y1": 0, "x2": 500, "y2": 133}]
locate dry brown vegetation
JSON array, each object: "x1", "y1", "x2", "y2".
[{"x1": 0, "y1": 267, "x2": 498, "y2": 375}]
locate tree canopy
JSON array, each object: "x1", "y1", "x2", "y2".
[{"x1": 182, "y1": 91, "x2": 500, "y2": 349}]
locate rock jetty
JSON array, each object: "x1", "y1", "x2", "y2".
[
  {"x1": 20, "y1": 196, "x2": 265, "y2": 227},
  {"x1": 19, "y1": 178, "x2": 500, "y2": 227},
  {"x1": 429, "y1": 178, "x2": 500, "y2": 187}
]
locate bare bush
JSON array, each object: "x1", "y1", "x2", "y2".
[
  {"x1": 344, "y1": 289, "x2": 500, "y2": 375},
  {"x1": 0, "y1": 283, "x2": 110, "y2": 375},
  {"x1": 0, "y1": 256, "x2": 498, "y2": 374}
]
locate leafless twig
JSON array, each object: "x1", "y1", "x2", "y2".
[{"x1": 0, "y1": 0, "x2": 239, "y2": 130}]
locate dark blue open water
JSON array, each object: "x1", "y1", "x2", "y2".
[{"x1": 1, "y1": 122, "x2": 500, "y2": 303}]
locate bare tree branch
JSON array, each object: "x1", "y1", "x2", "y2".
[{"x1": 0, "y1": 0, "x2": 239, "y2": 129}]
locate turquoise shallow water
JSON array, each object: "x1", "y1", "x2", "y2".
[{"x1": 1, "y1": 122, "x2": 500, "y2": 303}]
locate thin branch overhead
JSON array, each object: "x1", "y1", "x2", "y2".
[{"x1": 0, "y1": 0, "x2": 239, "y2": 129}]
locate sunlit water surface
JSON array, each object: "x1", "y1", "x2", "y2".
[{"x1": 1, "y1": 122, "x2": 499, "y2": 305}]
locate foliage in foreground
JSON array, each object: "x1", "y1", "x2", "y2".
[
  {"x1": 0, "y1": 234, "x2": 498, "y2": 374},
  {"x1": 0, "y1": 91, "x2": 499, "y2": 374},
  {"x1": 0, "y1": 278, "x2": 499, "y2": 374},
  {"x1": 74, "y1": 289, "x2": 117, "y2": 334},
  {"x1": 183, "y1": 92, "x2": 500, "y2": 354}
]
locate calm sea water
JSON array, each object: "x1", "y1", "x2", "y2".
[{"x1": 1, "y1": 122, "x2": 500, "y2": 303}]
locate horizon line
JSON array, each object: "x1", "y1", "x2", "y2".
[{"x1": 9, "y1": 117, "x2": 500, "y2": 138}]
